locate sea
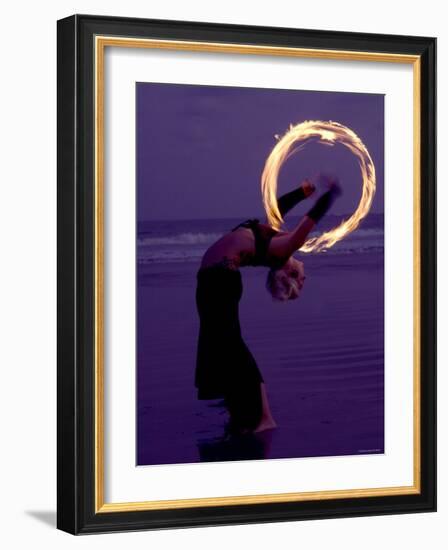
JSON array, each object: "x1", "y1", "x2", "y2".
[
  {"x1": 136, "y1": 213, "x2": 384, "y2": 466},
  {"x1": 137, "y1": 213, "x2": 384, "y2": 266}
]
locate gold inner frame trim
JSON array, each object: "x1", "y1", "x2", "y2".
[{"x1": 94, "y1": 35, "x2": 421, "y2": 513}]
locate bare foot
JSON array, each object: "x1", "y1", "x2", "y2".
[
  {"x1": 224, "y1": 416, "x2": 277, "y2": 437},
  {"x1": 254, "y1": 383, "x2": 277, "y2": 432},
  {"x1": 253, "y1": 417, "x2": 278, "y2": 433},
  {"x1": 223, "y1": 383, "x2": 278, "y2": 437}
]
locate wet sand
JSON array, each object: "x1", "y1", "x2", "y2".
[{"x1": 137, "y1": 251, "x2": 384, "y2": 465}]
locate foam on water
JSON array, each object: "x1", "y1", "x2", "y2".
[{"x1": 137, "y1": 214, "x2": 384, "y2": 264}]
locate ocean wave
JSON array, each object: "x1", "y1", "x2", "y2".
[
  {"x1": 137, "y1": 245, "x2": 384, "y2": 264},
  {"x1": 348, "y1": 228, "x2": 384, "y2": 237},
  {"x1": 137, "y1": 224, "x2": 383, "y2": 264},
  {"x1": 138, "y1": 227, "x2": 383, "y2": 247},
  {"x1": 138, "y1": 232, "x2": 223, "y2": 246}
]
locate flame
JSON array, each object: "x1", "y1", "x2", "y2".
[{"x1": 261, "y1": 120, "x2": 376, "y2": 253}]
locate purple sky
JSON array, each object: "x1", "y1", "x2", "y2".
[{"x1": 137, "y1": 83, "x2": 384, "y2": 221}]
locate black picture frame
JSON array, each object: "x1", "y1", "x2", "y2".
[{"x1": 57, "y1": 14, "x2": 436, "y2": 535}]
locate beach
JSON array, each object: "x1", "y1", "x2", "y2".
[{"x1": 136, "y1": 216, "x2": 384, "y2": 465}]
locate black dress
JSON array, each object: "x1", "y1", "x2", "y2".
[
  {"x1": 194, "y1": 186, "x2": 332, "y2": 432},
  {"x1": 194, "y1": 219, "x2": 279, "y2": 432}
]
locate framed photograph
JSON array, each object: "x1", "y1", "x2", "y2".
[{"x1": 57, "y1": 14, "x2": 436, "y2": 534}]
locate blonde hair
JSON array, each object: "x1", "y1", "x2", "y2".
[{"x1": 266, "y1": 257, "x2": 305, "y2": 302}]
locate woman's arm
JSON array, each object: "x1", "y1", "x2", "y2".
[
  {"x1": 276, "y1": 179, "x2": 315, "y2": 218},
  {"x1": 268, "y1": 216, "x2": 316, "y2": 259},
  {"x1": 269, "y1": 180, "x2": 342, "y2": 259}
]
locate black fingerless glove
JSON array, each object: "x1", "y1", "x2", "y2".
[
  {"x1": 277, "y1": 186, "x2": 307, "y2": 217},
  {"x1": 306, "y1": 188, "x2": 339, "y2": 223}
]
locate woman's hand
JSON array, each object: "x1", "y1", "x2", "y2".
[
  {"x1": 313, "y1": 172, "x2": 343, "y2": 197},
  {"x1": 328, "y1": 178, "x2": 343, "y2": 198},
  {"x1": 301, "y1": 179, "x2": 316, "y2": 197}
]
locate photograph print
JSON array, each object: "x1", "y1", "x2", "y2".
[{"x1": 136, "y1": 82, "x2": 384, "y2": 466}]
